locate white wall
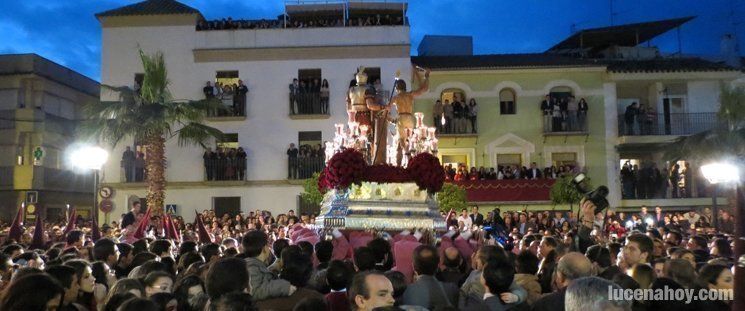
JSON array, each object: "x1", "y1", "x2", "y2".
[
  {"x1": 686, "y1": 81, "x2": 720, "y2": 113},
  {"x1": 100, "y1": 23, "x2": 411, "y2": 215},
  {"x1": 195, "y1": 26, "x2": 410, "y2": 49}
]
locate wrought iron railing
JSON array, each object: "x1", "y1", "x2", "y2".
[
  {"x1": 617, "y1": 112, "x2": 719, "y2": 136},
  {"x1": 288, "y1": 157, "x2": 325, "y2": 179},
  {"x1": 289, "y1": 92, "x2": 329, "y2": 115}
]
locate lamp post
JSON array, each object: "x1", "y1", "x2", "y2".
[
  {"x1": 700, "y1": 162, "x2": 742, "y2": 310},
  {"x1": 70, "y1": 146, "x2": 109, "y2": 224}
]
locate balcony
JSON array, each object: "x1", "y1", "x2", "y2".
[
  {"x1": 205, "y1": 94, "x2": 247, "y2": 121},
  {"x1": 617, "y1": 112, "x2": 718, "y2": 137},
  {"x1": 289, "y1": 92, "x2": 330, "y2": 119},
  {"x1": 288, "y1": 157, "x2": 325, "y2": 180},
  {"x1": 204, "y1": 157, "x2": 247, "y2": 181},
  {"x1": 542, "y1": 112, "x2": 588, "y2": 136}
]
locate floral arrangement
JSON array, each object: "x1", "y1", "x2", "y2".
[{"x1": 318, "y1": 149, "x2": 445, "y2": 194}]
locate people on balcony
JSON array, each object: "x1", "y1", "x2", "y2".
[
  {"x1": 539, "y1": 95, "x2": 587, "y2": 133},
  {"x1": 203, "y1": 81, "x2": 247, "y2": 117},
  {"x1": 436, "y1": 98, "x2": 479, "y2": 135},
  {"x1": 287, "y1": 142, "x2": 325, "y2": 179},
  {"x1": 289, "y1": 78, "x2": 330, "y2": 115},
  {"x1": 196, "y1": 13, "x2": 404, "y2": 31},
  {"x1": 203, "y1": 147, "x2": 247, "y2": 181},
  {"x1": 621, "y1": 161, "x2": 704, "y2": 200},
  {"x1": 444, "y1": 163, "x2": 579, "y2": 181},
  {"x1": 121, "y1": 146, "x2": 136, "y2": 182}
]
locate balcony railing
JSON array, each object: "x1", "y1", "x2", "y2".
[
  {"x1": 542, "y1": 112, "x2": 588, "y2": 134},
  {"x1": 206, "y1": 94, "x2": 247, "y2": 118},
  {"x1": 618, "y1": 113, "x2": 719, "y2": 136},
  {"x1": 288, "y1": 157, "x2": 325, "y2": 179},
  {"x1": 289, "y1": 92, "x2": 329, "y2": 116},
  {"x1": 204, "y1": 157, "x2": 247, "y2": 181}
]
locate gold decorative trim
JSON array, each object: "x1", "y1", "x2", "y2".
[{"x1": 193, "y1": 44, "x2": 410, "y2": 62}]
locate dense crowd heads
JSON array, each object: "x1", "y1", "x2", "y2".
[
  {"x1": 196, "y1": 14, "x2": 406, "y2": 31},
  {"x1": 203, "y1": 80, "x2": 248, "y2": 117},
  {"x1": 289, "y1": 78, "x2": 330, "y2": 115},
  {"x1": 444, "y1": 162, "x2": 580, "y2": 181},
  {"x1": 0, "y1": 197, "x2": 736, "y2": 311},
  {"x1": 287, "y1": 143, "x2": 326, "y2": 179},
  {"x1": 432, "y1": 98, "x2": 479, "y2": 134},
  {"x1": 540, "y1": 95, "x2": 589, "y2": 133},
  {"x1": 621, "y1": 160, "x2": 707, "y2": 199},
  {"x1": 202, "y1": 147, "x2": 247, "y2": 181}
]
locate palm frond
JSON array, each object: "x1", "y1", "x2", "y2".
[
  {"x1": 173, "y1": 122, "x2": 224, "y2": 148},
  {"x1": 138, "y1": 49, "x2": 171, "y2": 104}
]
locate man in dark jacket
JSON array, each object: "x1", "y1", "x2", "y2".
[{"x1": 624, "y1": 102, "x2": 638, "y2": 135}]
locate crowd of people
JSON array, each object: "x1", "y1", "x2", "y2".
[
  {"x1": 196, "y1": 14, "x2": 406, "y2": 31},
  {"x1": 444, "y1": 162, "x2": 580, "y2": 181},
  {"x1": 0, "y1": 197, "x2": 735, "y2": 311},
  {"x1": 620, "y1": 161, "x2": 707, "y2": 199},
  {"x1": 287, "y1": 143, "x2": 326, "y2": 179},
  {"x1": 121, "y1": 147, "x2": 146, "y2": 183},
  {"x1": 432, "y1": 98, "x2": 479, "y2": 135},
  {"x1": 289, "y1": 78, "x2": 330, "y2": 115},
  {"x1": 539, "y1": 95, "x2": 588, "y2": 133},
  {"x1": 203, "y1": 81, "x2": 249, "y2": 117},
  {"x1": 202, "y1": 147, "x2": 248, "y2": 181}
]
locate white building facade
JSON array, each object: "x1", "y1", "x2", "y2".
[{"x1": 97, "y1": 0, "x2": 412, "y2": 219}]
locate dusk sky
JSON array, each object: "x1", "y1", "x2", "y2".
[{"x1": 0, "y1": 0, "x2": 742, "y2": 81}]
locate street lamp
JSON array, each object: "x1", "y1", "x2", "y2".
[
  {"x1": 701, "y1": 162, "x2": 740, "y2": 230},
  {"x1": 70, "y1": 145, "x2": 109, "y2": 223},
  {"x1": 701, "y1": 161, "x2": 743, "y2": 311}
]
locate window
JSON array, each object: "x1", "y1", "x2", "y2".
[
  {"x1": 298, "y1": 69, "x2": 322, "y2": 83},
  {"x1": 298, "y1": 131, "x2": 322, "y2": 147},
  {"x1": 549, "y1": 86, "x2": 573, "y2": 101},
  {"x1": 213, "y1": 197, "x2": 241, "y2": 217},
  {"x1": 442, "y1": 155, "x2": 468, "y2": 168},
  {"x1": 499, "y1": 88, "x2": 516, "y2": 115},
  {"x1": 497, "y1": 154, "x2": 522, "y2": 167},
  {"x1": 441, "y1": 88, "x2": 466, "y2": 104},
  {"x1": 217, "y1": 133, "x2": 239, "y2": 150},
  {"x1": 363, "y1": 67, "x2": 381, "y2": 85},
  {"x1": 216, "y1": 71, "x2": 239, "y2": 88},
  {"x1": 552, "y1": 152, "x2": 577, "y2": 167}
]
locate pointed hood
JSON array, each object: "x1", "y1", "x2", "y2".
[
  {"x1": 30, "y1": 209, "x2": 46, "y2": 250},
  {"x1": 133, "y1": 206, "x2": 152, "y2": 239},
  {"x1": 7, "y1": 205, "x2": 25, "y2": 243},
  {"x1": 195, "y1": 211, "x2": 212, "y2": 244},
  {"x1": 91, "y1": 216, "x2": 102, "y2": 242},
  {"x1": 63, "y1": 206, "x2": 77, "y2": 234},
  {"x1": 162, "y1": 214, "x2": 170, "y2": 239},
  {"x1": 166, "y1": 214, "x2": 180, "y2": 242}
]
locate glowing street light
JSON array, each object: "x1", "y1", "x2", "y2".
[
  {"x1": 70, "y1": 145, "x2": 109, "y2": 223},
  {"x1": 701, "y1": 163, "x2": 740, "y2": 185},
  {"x1": 70, "y1": 146, "x2": 109, "y2": 170},
  {"x1": 701, "y1": 162, "x2": 740, "y2": 230}
]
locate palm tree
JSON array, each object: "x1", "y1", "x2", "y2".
[{"x1": 82, "y1": 49, "x2": 223, "y2": 215}]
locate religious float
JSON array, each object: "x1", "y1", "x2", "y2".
[{"x1": 315, "y1": 67, "x2": 447, "y2": 231}]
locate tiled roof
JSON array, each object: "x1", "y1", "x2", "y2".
[
  {"x1": 606, "y1": 58, "x2": 738, "y2": 73},
  {"x1": 411, "y1": 53, "x2": 604, "y2": 70},
  {"x1": 96, "y1": 0, "x2": 200, "y2": 18}
]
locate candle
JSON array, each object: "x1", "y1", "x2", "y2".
[
  {"x1": 335, "y1": 123, "x2": 344, "y2": 135},
  {"x1": 359, "y1": 124, "x2": 369, "y2": 137},
  {"x1": 427, "y1": 127, "x2": 436, "y2": 139},
  {"x1": 414, "y1": 112, "x2": 424, "y2": 128}
]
